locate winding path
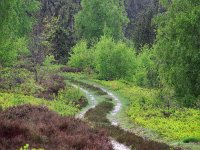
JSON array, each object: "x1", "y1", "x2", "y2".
[
  {"x1": 66, "y1": 79, "x2": 180, "y2": 150},
  {"x1": 69, "y1": 82, "x2": 130, "y2": 150},
  {"x1": 71, "y1": 84, "x2": 97, "y2": 119},
  {"x1": 95, "y1": 86, "x2": 122, "y2": 126}
]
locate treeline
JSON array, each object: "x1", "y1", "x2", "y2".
[
  {"x1": 0, "y1": 0, "x2": 39, "y2": 66},
  {"x1": 0, "y1": 0, "x2": 200, "y2": 108},
  {"x1": 68, "y1": 0, "x2": 200, "y2": 108}
]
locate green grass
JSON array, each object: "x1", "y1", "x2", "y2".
[
  {"x1": 91, "y1": 80, "x2": 200, "y2": 142},
  {"x1": 0, "y1": 92, "x2": 79, "y2": 116},
  {"x1": 61, "y1": 72, "x2": 200, "y2": 149}
]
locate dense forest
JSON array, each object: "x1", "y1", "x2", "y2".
[{"x1": 0, "y1": 0, "x2": 199, "y2": 150}]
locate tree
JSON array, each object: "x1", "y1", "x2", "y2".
[
  {"x1": 133, "y1": 46, "x2": 158, "y2": 87},
  {"x1": 75, "y1": 0, "x2": 128, "y2": 42},
  {"x1": 124, "y1": 0, "x2": 161, "y2": 52},
  {"x1": 68, "y1": 40, "x2": 94, "y2": 69},
  {"x1": 38, "y1": 0, "x2": 81, "y2": 63},
  {"x1": 154, "y1": 0, "x2": 200, "y2": 107},
  {"x1": 0, "y1": 0, "x2": 39, "y2": 66},
  {"x1": 94, "y1": 36, "x2": 136, "y2": 80}
]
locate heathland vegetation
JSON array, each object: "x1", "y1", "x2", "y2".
[{"x1": 0, "y1": 0, "x2": 199, "y2": 149}]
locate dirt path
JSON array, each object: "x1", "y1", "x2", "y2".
[
  {"x1": 71, "y1": 84, "x2": 97, "y2": 119},
  {"x1": 67, "y1": 79, "x2": 181, "y2": 150},
  {"x1": 69, "y1": 82, "x2": 131, "y2": 150}
]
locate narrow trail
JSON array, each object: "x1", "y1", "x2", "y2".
[
  {"x1": 94, "y1": 86, "x2": 122, "y2": 126},
  {"x1": 67, "y1": 78, "x2": 181, "y2": 150},
  {"x1": 69, "y1": 82, "x2": 130, "y2": 150},
  {"x1": 71, "y1": 84, "x2": 97, "y2": 119}
]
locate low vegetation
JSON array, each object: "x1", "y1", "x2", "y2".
[
  {"x1": 0, "y1": 92, "x2": 78, "y2": 116},
  {"x1": 85, "y1": 101, "x2": 180, "y2": 150},
  {"x1": 0, "y1": 105, "x2": 112, "y2": 150},
  {"x1": 96, "y1": 80, "x2": 200, "y2": 142},
  {"x1": 0, "y1": 0, "x2": 199, "y2": 149}
]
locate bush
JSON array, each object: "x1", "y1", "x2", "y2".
[
  {"x1": 60, "y1": 66, "x2": 82, "y2": 73},
  {"x1": 0, "y1": 92, "x2": 79, "y2": 116},
  {"x1": 154, "y1": 0, "x2": 200, "y2": 102},
  {"x1": 57, "y1": 87, "x2": 88, "y2": 108},
  {"x1": 68, "y1": 40, "x2": 94, "y2": 69},
  {"x1": 183, "y1": 137, "x2": 200, "y2": 143},
  {"x1": 133, "y1": 46, "x2": 158, "y2": 87},
  {"x1": 0, "y1": 68, "x2": 40, "y2": 95},
  {"x1": 38, "y1": 75, "x2": 66, "y2": 100},
  {"x1": 94, "y1": 36, "x2": 136, "y2": 80},
  {"x1": 0, "y1": 105, "x2": 112, "y2": 150},
  {"x1": 37, "y1": 55, "x2": 61, "y2": 83}
]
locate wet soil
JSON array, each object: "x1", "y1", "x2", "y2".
[{"x1": 66, "y1": 78, "x2": 182, "y2": 150}]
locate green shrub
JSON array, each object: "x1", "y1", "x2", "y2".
[
  {"x1": 37, "y1": 55, "x2": 61, "y2": 83},
  {"x1": 68, "y1": 40, "x2": 94, "y2": 69},
  {"x1": 20, "y1": 144, "x2": 44, "y2": 150},
  {"x1": 94, "y1": 36, "x2": 136, "y2": 80},
  {"x1": 96, "y1": 80, "x2": 200, "y2": 141},
  {"x1": 0, "y1": 92, "x2": 79, "y2": 116},
  {"x1": 133, "y1": 46, "x2": 158, "y2": 87},
  {"x1": 15, "y1": 78, "x2": 43, "y2": 95},
  {"x1": 183, "y1": 137, "x2": 200, "y2": 143},
  {"x1": 42, "y1": 55, "x2": 58, "y2": 71},
  {"x1": 0, "y1": 68, "x2": 40, "y2": 95},
  {"x1": 56, "y1": 87, "x2": 84, "y2": 105},
  {"x1": 154, "y1": 0, "x2": 200, "y2": 103},
  {"x1": 133, "y1": 70, "x2": 148, "y2": 86}
]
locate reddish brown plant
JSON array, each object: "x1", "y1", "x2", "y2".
[{"x1": 0, "y1": 105, "x2": 113, "y2": 150}]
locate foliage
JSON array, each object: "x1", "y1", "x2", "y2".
[
  {"x1": 57, "y1": 87, "x2": 87, "y2": 108},
  {"x1": 38, "y1": 75, "x2": 66, "y2": 100},
  {"x1": 129, "y1": 107, "x2": 200, "y2": 141},
  {"x1": 96, "y1": 80, "x2": 200, "y2": 141},
  {"x1": 75, "y1": 0, "x2": 128, "y2": 42},
  {"x1": 0, "y1": 92, "x2": 78, "y2": 116},
  {"x1": 39, "y1": 0, "x2": 80, "y2": 63},
  {"x1": 182, "y1": 137, "x2": 200, "y2": 143},
  {"x1": 32, "y1": 54, "x2": 62, "y2": 90},
  {"x1": 37, "y1": 55, "x2": 60, "y2": 80},
  {"x1": 94, "y1": 36, "x2": 136, "y2": 80},
  {"x1": 68, "y1": 40, "x2": 94, "y2": 69},
  {"x1": 133, "y1": 46, "x2": 158, "y2": 87},
  {"x1": 124, "y1": 0, "x2": 160, "y2": 52},
  {"x1": 0, "y1": 68, "x2": 41, "y2": 95},
  {"x1": 154, "y1": 0, "x2": 200, "y2": 107},
  {"x1": 0, "y1": 0, "x2": 40, "y2": 66},
  {"x1": 20, "y1": 144, "x2": 44, "y2": 150}
]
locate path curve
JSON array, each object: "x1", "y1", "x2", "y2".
[
  {"x1": 69, "y1": 82, "x2": 131, "y2": 150},
  {"x1": 71, "y1": 84, "x2": 97, "y2": 119},
  {"x1": 66, "y1": 79, "x2": 181, "y2": 150},
  {"x1": 96, "y1": 86, "x2": 122, "y2": 126}
]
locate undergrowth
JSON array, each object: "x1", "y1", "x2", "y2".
[
  {"x1": 0, "y1": 92, "x2": 78, "y2": 116},
  {"x1": 96, "y1": 80, "x2": 200, "y2": 142},
  {"x1": 0, "y1": 105, "x2": 112, "y2": 150},
  {"x1": 85, "y1": 101, "x2": 180, "y2": 150}
]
